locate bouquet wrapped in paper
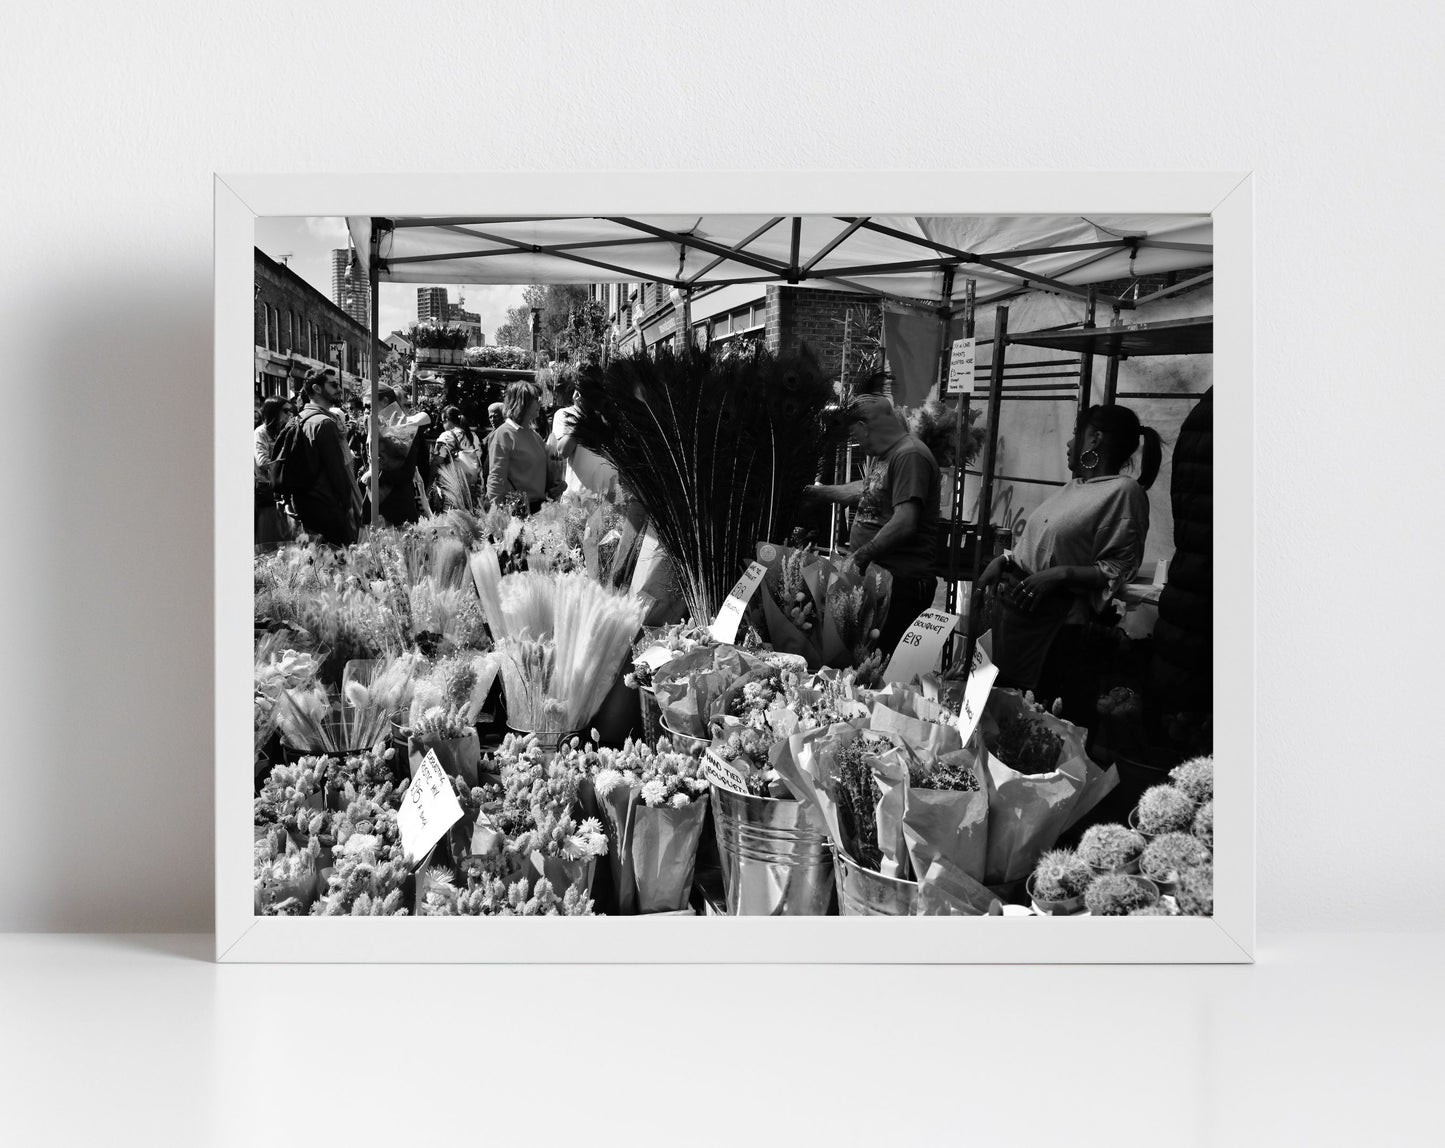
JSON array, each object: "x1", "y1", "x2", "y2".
[
  {"x1": 772, "y1": 715, "x2": 998, "y2": 915},
  {"x1": 587, "y1": 739, "x2": 711, "y2": 914},
  {"x1": 651, "y1": 645, "x2": 771, "y2": 739},
  {"x1": 755, "y1": 544, "x2": 893, "y2": 673},
  {"x1": 977, "y1": 689, "x2": 1119, "y2": 886},
  {"x1": 403, "y1": 652, "x2": 498, "y2": 787},
  {"x1": 868, "y1": 684, "x2": 991, "y2": 887}
]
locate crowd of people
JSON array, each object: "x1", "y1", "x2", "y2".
[
  {"x1": 253, "y1": 367, "x2": 618, "y2": 550},
  {"x1": 256, "y1": 362, "x2": 1200, "y2": 723}
]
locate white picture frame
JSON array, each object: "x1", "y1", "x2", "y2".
[{"x1": 218, "y1": 170, "x2": 1253, "y2": 963}]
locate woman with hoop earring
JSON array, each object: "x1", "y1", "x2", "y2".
[{"x1": 975, "y1": 404, "x2": 1163, "y2": 727}]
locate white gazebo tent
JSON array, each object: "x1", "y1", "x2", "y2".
[{"x1": 346, "y1": 212, "x2": 1213, "y2": 650}]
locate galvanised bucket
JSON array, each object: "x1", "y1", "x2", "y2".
[
  {"x1": 708, "y1": 784, "x2": 835, "y2": 916},
  {"x1": 833, "y1": 848, "x2": 921, "y2": 916}
]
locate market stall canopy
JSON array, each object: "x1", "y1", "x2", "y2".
[
  {"x1": 347, "y1": 214, "x2": 1212, "y2": 307},
  {"x1": 1008, "y1": 316, "x2": 1213, "y2": 357}
]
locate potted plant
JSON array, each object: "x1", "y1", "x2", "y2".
[
  {"x1": 1131, "y1": 783, "x2": 1196, "y2": 838},
  {"x1": 1075, "y1": 822, "x2": 1147, "y2": 875},
  {"x1": 1027, "y1": 848, "x2": 1093, "y2": 915},
  {"x1": 1175, "y1": 862, "x2": 1213, "y2": 917},
  {"x1": 1083, "y1": 872, "x2": 1159, "y2": 916},
  {"x1": 1168, "y1": 755, "x2": 1214, "y2": 805},
  {"x1": 1193, "y1": 800, "x2": 1213, "y2": 850},
  {"x1": 1138, "y1": 831, "x2": 1211, "y2": 896}
]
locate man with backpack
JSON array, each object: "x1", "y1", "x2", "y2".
[{"x1": 272, "y1": 366, "x2": 363, "y2": 546}]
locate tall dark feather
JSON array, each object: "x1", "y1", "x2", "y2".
[{"x1": 571, "y1": 344, "x2": 841, "y2": 622}]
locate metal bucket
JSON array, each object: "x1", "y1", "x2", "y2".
[
  {"x1": 833, "y1": 849, "x2": 920, "y2": 916},
  {"x1": 639, "y1": 687, "x2": 663, "y2": 745},
  {"x1": 708, "y1": 784, "x2": 835, "y2": 916}
]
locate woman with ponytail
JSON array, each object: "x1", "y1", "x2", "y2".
[
  {"x1": 976, "y1": 404, "x2": 1162, "y2": 725},
  {"x1": 433, "y1": 405, "x2": 482, "y2": 511}
]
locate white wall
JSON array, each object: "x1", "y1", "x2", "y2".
[{"x1": 2, "y1": 1, "x2": 1440, "y2": 932}]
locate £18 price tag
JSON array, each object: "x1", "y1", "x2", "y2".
[{"x1": 882, "y1": 609, "x2": 960, "y2": 686}]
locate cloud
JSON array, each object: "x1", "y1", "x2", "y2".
[{"x1": 304, "y1": 217, "x2": 350, "y2": 244}]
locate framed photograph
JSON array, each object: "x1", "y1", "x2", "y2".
[{"x1": 218, "y1": 171, "x2": 1252, "y2": 963}]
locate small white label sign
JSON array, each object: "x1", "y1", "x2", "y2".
[
  {"x1": 946, "y1": 337, "x2": 977, "y2": 396},
  {"x1": 883, "y1": 609, "x2": 960, "y2": 686},
  {"x1": 956, "y1": 635, "x2": 1000, "y2": 743},
  {"x1": 708, "y1": 560, "x2": 768, "y2": 645},
  {"x1": 703, "y1": 748, "x2": 750, "y2": 794},
  {"x1": 398, "y1": 749, "x2": 464, "y2": 866}
]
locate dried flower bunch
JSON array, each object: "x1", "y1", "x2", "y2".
[
  {"x1": 908, "y1": 753, "x2": 980, "y2": 793},
  {"x1": 405, "y1": 652, "x2": 493, "y2": 739},
  {"x1": 571, "y1": 344, "x2": 842, "y2": 622},
  {"x1": 591, "y1": 738, "x2": 710, "y2": 809},
  {"x1": 477, "y1": 566, "x2": 645, "y2": 736},
  {"x1": 986, "y1": 708, "x2": 1065, "y2": 776},
  {"x1": 830, "y1": 732, "x2": 894, "y2": 871},
  {"x1": 314, "y1": 834, "x2": 411, "y2": 917},
  {"x1": 419, "y1": 869, "x2": 593, "y2": 917},
  {"x1": 708, "y1": 726, "x2": 780, "y2": 797}
]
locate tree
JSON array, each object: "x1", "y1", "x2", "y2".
[
  {"x1": 379, "y1": 347, "x2": 408, "y2": 391},
  {"x1": 493, "y1": 283, "x2": 593, "y2": 355}
]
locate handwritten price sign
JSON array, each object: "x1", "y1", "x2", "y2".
[
  {"x1": 708, "y1": 561, "x2": 768, "y2": 645},
  {"x1": 883, "y1": 609, "x2": 960, "y2": 686},
  {"x1": 955, "y1": 637, "x2": 1000, "y2": 743},
  {"x1": 398, "y1": 749, "x2": 464, "y2": 866}
]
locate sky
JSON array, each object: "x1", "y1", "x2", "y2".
[{"x1": 253, "y1": 216, "x2": 528, "y2": 343}]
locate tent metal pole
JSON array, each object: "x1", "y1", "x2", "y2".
[
  {"x1": 944, "y1": 277, "x2": 974, "y2": 668},
  {"x1": 1077, "y1": 288, "x2": 1097, "y2": 426},
  {"x1": 367, "y1": 220, "x2": 383, "y2": 528},
  {"x1": 1103, "y1": 352, "x2": 1120, "y2": 406},
  {"x1": 964, "y1": 303, "x2": 1008, "y2": 675}
]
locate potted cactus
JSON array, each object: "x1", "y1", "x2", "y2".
[
  {"x1": 1131, "y1": 783, "x2": 1196, "y2": 838},
  {"x1": 1139, "y1": 831, "x2": 1210, "y2": 896},
  {"x1": 1169, "y1": 755, "x2": 1213, "y2": 805},
  {"x1": 1192, "y1": 800, "x2": 1213, "y2": 850},
  {"x1": 1076, "y1": 822, "x2": 1146, "y2": 875},
  {"x1": 1175, "y1": 862, "x2": 1213, "y2": 917},
  {"x1": 1084, "y1": 872, "x2": 1159, "y2": 916},
  {"x1": 1027, "y1": 848, "x2": 1094, "y2": 915}
]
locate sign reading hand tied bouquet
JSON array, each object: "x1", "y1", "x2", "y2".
[
  {"x1": 883, "y1": 609, "x2": 959, "y2": 686},
  {"x1": 398, "y1": 749, "x2": 464, "y2": 866}
]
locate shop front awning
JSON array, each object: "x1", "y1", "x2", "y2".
[{"x1": 347, "y1": 213, "x2": 1212, "y2": 309}]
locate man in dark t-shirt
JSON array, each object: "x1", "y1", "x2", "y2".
[{"x1": 807, "y1": 394, "x2": 941, "y2": 656}]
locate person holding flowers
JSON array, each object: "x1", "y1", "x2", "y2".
[{"x1": 806, "y1": 392, "x2": 942, "y2": 657}]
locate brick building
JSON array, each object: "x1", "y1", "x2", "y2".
[
  {"x1": 254, "y1": 248, "x2": 379, "y2": 400},
  {"x1": 589, "y1": 279, "x2": 883, "y2": 391}
]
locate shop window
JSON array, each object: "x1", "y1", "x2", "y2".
[{"x1": 714, "y1": 313, "x2": 730, "y2": 336}]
